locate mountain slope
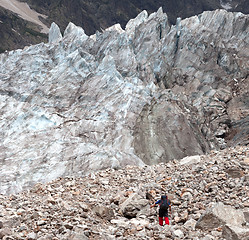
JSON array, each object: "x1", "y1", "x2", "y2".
[
  {"x1": 0, "y1": 7, "x2": 47, "y2": 53},
  {"x1": 1, "y1": 0, "x2": 249, "y2": 52},
  {"x1": 20, "y1": 0, "x2": 222, "y2": 34}
]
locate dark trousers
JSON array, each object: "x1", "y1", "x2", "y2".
[{"x1": 158, "y1": 208, "x2": 169, "y2": 226}]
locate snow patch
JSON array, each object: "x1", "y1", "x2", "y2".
[
  {"x1": 220, "y1": 0, "x2": 232, "y2": 10},
  {"x1": 0, "y1": 0, "x2": 49, "y2": 33}
]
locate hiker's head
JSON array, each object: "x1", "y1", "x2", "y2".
[{"x1": 161, "y1": 195, "x2": 167, "y2": 200}]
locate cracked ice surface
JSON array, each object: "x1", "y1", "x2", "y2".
[
  {"x1": 0, "y1": 9, "x2": 249, "y2": 194},
  {"x1": 0, "y1": 20, "x2": 155, "y2": 194}
]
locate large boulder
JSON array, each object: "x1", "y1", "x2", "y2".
[
  {"x1": 222, "y1": 224, "x2": 249, "y2": 240},
  {"x1": 196, "y1": 202, "x2": 246, "y2": 230},
  {"x1": 120, "y1": 193, "x2": 149, "y2": 218},
  {"x1": 92, "y1": 205, "x2": 115, "y2": 221},
  {"x1": 180, "y1": 155, "x2": 201, "y2": 166},
  {"x1": 133, "y1": 99, "x2": 210, "y2": 165},
  {"x1": 244, "y1": 211, "x2": 249, "y2": 223}
]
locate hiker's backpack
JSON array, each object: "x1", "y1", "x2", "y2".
[{"x1": 160, "y1": 198, "x2": 169, "y2": 210}]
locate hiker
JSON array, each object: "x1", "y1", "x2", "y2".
[{"x1": 151, "y1": 195, "x2": 171, "y2": 226}]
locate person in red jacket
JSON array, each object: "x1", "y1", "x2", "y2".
[{"x1": 151, "y1": 195, "x2": 171, "y2": 226}]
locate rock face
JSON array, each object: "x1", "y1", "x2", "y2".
[
  {"x1": 196, "y1": 202, "x2": 246, "y2": 230},
  {"x1": 223, "y1": 224, "x2": 249, "y2": 240},
  {"x1": 120, "y1": 193, "x2": 149, "y2": 218},
  {"x1": 133, "y1": 98, "x2": 210, "y2": 165},
  {"x1": 0, "y1": 147, "x2": 248, "y2": 239},
  {"x1": 1, "y1": 0, "x2": 248, "y2": 52},
  {"x1": 0, "y1": 9, "x2": 249, "y2": 194},
  {"x1": 0, "y1": 6, "x2": 48, "y2": 53}
]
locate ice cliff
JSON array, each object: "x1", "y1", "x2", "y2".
[{"x1": 0, "y1": 8, "x2": 248, "y2": 194}]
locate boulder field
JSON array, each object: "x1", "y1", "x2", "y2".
[{"x1": 0, "y1": 146, "x2": 248, "y2": 239}]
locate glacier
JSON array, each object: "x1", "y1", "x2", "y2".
[{"x1": 0, "y1": 8, "x2": 248, "y2": 194}]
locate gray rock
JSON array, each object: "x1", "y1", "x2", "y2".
[
  {"x1": 115, "y1": 231, "x2": 123, "y2": 237},
  {"x1": 210, "y1": 230, "x2": 222, "y2": 238},
  {"x1": 111, "y1": 218, "x2": 130, "y2": 228},
  {"x1": 26, "y1": 232, "x2": 37, "y2": 240},
  {"x1": 173, "y1": 229, "x2": 184, "y2": 239},
  {"x1": 120, "y1": 193, "x2": 149, "y2": 218},
  {"x1": 0, "y1": 228, "x2": 12, "y2": 239},
  {"x1": 196, "y1": 202, "x2": 245, "y2": 230},
  {"x1": 37, "y1": 220, "x2": 46, "y2": 226},
  {"x1": 79, "y1": 202, "x2": 90, "y2": 212},
  {"x1": 244, "y1": 211, "x2": 249, "y2": 223},
  {"x1": 93, "y1": 205, "x2": 114, "y2": 221},
  {"x1": 64, "y1": 223, "x2": 74, "y2": 230},
  {"x1": 201, "y1": 235, "x2": 215, "y2": 240},
  {"x1": 222, "y1": 224, "x2": 249, "y2": 240},
  {"x1": 18, "y1": 225, "x2": 27, "y2": 232},
  {"x1": 2, "y1": 236, "x2": 15, "y2": 240},
  {"x1": 180, "y1": 156, "x2": 201, "y2": 166},
  {"x1": 184, "y1": 219, "x2": 197, "y2": 230},
  {"x1": 225, "y1": 167, "x2": 244, "y2": 178},
  {"x1": 37, "y1": 234, "x2": 54, "y2": 240}
]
